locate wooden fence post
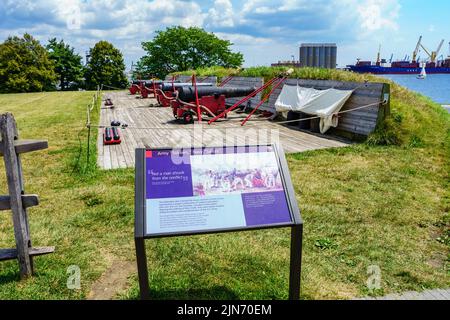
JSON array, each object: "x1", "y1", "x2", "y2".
[
  {"x1": 0, "y1": 113, "x2": 32, "y2": 277},
  {"x1": 0, "y1": 112, "x2": 54, "y2": 279}
]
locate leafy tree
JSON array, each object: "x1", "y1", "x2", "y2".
[
  {"x1": 138, "y1": 26, "x2": 244, "y2": 79},
  {"x1": 84, "y1": 41, "x2": 128, "y2": 90},
  {"x1": 0, "y1": 33, "x2": 56, "y2": 93},
  {"x1": 46, "y1": 38, "x2": 84, "y2": 90},
  {"x1": 133, "y1": 61, "x2": 155, "y2": 80}
]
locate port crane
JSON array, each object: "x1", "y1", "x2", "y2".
[
  {"x1": 376, "y1": 45, "x2": 382, "y2": 65},
  {"x1": 420, "y1": 39, "x2": 445, "y2": 63},
  {"x1": 412, "y1": 36, "x2": 422, "y2": 63}
]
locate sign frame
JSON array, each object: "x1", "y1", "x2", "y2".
[{"x1": 134, "y1": 143, "x2": 303, "y2": 300}]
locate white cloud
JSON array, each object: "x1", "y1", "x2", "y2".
[
  {"x1": 278, "y1": 0, "x2": 311, "y2": 12},
  {"x1": 254, "y1": 6, "x2": 276, "y2": 14},
  {"x1": 207, "y1": 0, "x2": 234, "y2": 28},
  {"x1": 356, "y1": 0, "x2": 400, "y2": 32},
  {"x1": 241, "y1": 0, "x2": 266, "y2": 13},
  {"x1": 0, "y1": 0, "x2": 206, "y2": 67},
  {"x1": 0, "y1": 0, "x2": 404, "y2": 67},
  {"x1": 215, "y1": 32, "x2": 272, "y2": 46}
]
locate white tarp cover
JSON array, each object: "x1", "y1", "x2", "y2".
[{"x1": 275, "y1": 85, "x2": 353, "y2": 133}]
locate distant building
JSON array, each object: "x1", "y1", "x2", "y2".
[
  {"x1": 299, "y1": 43, "x2": 337, "y2": 69},
  {"x1": 85, "y1": 50, "x2": 91, "y2": 66},
  {"x1": 271, "y1": 60, "x2": 301, "y2": 68}
]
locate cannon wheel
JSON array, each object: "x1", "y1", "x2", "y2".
[{"x1": 182, "y1": 111, "x2": 194, "y2": 124}]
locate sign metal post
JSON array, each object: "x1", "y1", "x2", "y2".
[{"x1": 134, "y1": 144, "x2": 303, "y2": 300}]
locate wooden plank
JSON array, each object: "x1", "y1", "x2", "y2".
[
  {"x1": 0, "y1": 139, "x2": 48, "y2": 156},
  {"x1": 0, "y1": 194, "x2": 39, "y2": 211},
  {"x1": 0, "y1": 113, "x2": 33, "y2": 277},
  {"x1": 345, "y1": 95, "x2": 381, "y2": 106},
  {"x1": 0, "y1": 246, "x2": 55, "y2": 261},
  {"x1": 340, "y1": 111, "x2": 379, "y2": 120},
  {"x1": 103, "y1": 138, "x2": 112, "y2": 170},
  {"x1": 115, "y1": 109, "x2": 134, "y2": 168},
  {"x1": 337, "y1": 123, "x2": 373, "y2": 135},
  {"x1": 109, "y1": 145, "x2": 120, "y2": 169},
  {"x1": 97, "y1": 126, "x2": 104, "y2": 168},
  {"x1": 340, "y1": 102, "x2": 380, "y2": 113}
]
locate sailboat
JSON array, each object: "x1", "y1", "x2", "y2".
[{"x1": 417, "y1": 63, "x2": 427, "y2": 79}]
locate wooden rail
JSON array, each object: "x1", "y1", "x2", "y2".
[
  {"x1": 0, "y1": 195, "x2": 39, "y2": 211},
  {"x1": 0, "y1": 139, "x2": 48, "y2": 156}
]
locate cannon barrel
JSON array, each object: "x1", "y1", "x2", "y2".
[
  {"x1": 131, "y1": 79, "x2": 154, "y2": 85},
  {"x1": 143, "y1": 80, "x2": 183, "y2": 87},
  {"x1": 143, "y1": 80, "x2": 162, "y2": 86},
  {"x1": 160, "y1": 82, "x2": 214, "y2": 92},
  {"x1": 177, "y1": 86, "x2": 257, "y2": 101}
]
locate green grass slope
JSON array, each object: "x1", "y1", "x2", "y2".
[{"x1": 0, "y1": 68, "x2": 449, "y2": 299}]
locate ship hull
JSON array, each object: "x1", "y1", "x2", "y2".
[{"x1": 348, "y1": 66, "x2": 450, "y2": 74}]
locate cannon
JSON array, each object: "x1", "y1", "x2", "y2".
[
  {"x1": 129, "y1": 80, "x2": 180, "y2": 98},
  {"x1": 139, "y1": 80, "x2": 166, "y2": 99},
  {"x1": 156, "y1": 82, "x2": 214, "y2": 107},
  {"x1": 129, "y1": 80, "x2": 152, "y2": 95},
  {"x1": 129, "y1": 80, "x2": 142, "y2": 95},
  {"x1": 171, "y1": 85, "x2": 257, "y2": 124},
  {"x1": 177, "y1": 86, "x2": 255, "y2": 101},
  {"x1": 160, "y1": 82, "x2": 213, "y2": 91}
]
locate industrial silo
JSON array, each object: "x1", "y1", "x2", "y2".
[
  {"x1": 299, "y1": 43, "x2": 337, "y2": 69},
  {"x1": 330, "y1": 45, "x2": 337, "y2": 69}
]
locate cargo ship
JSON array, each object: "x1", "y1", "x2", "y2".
[{"x1": 347, "y1": 37, "x2": 450, "y2": 74}]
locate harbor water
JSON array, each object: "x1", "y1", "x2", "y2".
[{"x1": 381, "y1": 74, "x2": 450, "y2": 112}]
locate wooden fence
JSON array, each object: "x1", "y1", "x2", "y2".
[{"x1": 0, "y1": 113, "x2": 54, "y2": 278}]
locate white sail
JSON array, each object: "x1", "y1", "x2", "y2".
[
  {"x1": 417, "y1": 63, "x2": 426, "y2": 79},
  {"x1": 420, "y1": 64, "x2": 426, "y2": 76}
]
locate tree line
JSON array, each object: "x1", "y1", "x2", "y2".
[
  {"x1": 0, "y1": 27, "x2": 244, "y2": 93},
  {"x1": 0, "y1": 34, "x2": 128, "y2": 93}
]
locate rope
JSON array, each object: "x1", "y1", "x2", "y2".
[
  {"x1": 72, "y1": 127, "x2": 86, "y2": 174},
  {"x1": 83, "y1": 85, "x2": 103, "y2": 168},
  {"x1": 273, "y1": 101, "x2": 382, "y2": 126}
]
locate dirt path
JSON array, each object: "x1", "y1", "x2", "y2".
[{"x1": 87, "y1": 260, "x2": 136, "y2": 300}]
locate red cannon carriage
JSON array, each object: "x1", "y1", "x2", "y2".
[{"x1": 171, "y1": 85, "x2": 256, "y2": 124}]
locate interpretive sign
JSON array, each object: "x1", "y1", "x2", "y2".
[{"x1": 134, "y1": 144, "x2": 303, "y2": 299}]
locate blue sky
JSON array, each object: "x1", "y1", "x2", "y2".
[{"x1": 1, "y1": 0, "x2": 449, "y2": 69}]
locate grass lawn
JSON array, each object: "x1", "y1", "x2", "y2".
[{"x1": 0, "y1": 75, "x2": 449, "y2": 299}]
